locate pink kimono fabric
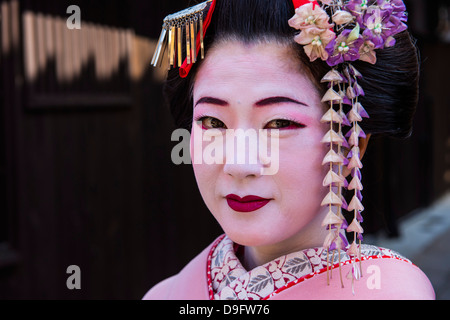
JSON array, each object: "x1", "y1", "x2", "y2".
[{"x1": 143, "y1": 234, "x2": 435, "y2": 300}]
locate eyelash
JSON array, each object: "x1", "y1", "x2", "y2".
[
  {"x1": 265, "y1": 118, "x2": 306, "y2": 130},
  {"x1": 194, "y1": 115, "x2": 306, "y2": 130},
  {"x1": 194, "y1": 115, "x2": 227, "y2": 130}
]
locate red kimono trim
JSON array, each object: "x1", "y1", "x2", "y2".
[{"x1": 206, "y1": 234, "x2": 413, "y2": 300}]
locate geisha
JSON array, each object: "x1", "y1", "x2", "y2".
[{"x1": 143, "y1": 0, "x2": 435, "y2": 300}]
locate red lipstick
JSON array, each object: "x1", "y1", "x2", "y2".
[{"x1": 225, "y1": 194, "x2": 271, "y2": 212}]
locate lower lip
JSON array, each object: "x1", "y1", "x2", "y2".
[{"x1": 226, "y1": 197, "x2": 271, "y2": 213}]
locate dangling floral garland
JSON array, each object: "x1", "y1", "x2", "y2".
[{"x1": 288, "y1": 0, "x2": 407, "y2": 291}]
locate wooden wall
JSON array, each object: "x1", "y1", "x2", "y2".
[{"x1": 0, "y1": 0, "x2": 222, "y2": 299}]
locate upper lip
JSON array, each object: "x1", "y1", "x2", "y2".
[{"x1": 225, "y1": 194, "x2": 270, "y2": 202}]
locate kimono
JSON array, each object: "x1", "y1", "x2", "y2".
[{"x1": 143, "y1": 234, "x2": 435, "y2": 300}]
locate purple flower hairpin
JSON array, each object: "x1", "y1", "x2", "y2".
[
  {"x1": 289, "y1": 0, "x2": 408, "y2": 291},
  {"x1": 289, "y1": 0, "x2": 407, "y2": 66}
]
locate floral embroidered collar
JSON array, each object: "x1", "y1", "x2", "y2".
[{"x1": 206, "y1": 234, "x2": 410, "y2": 300}]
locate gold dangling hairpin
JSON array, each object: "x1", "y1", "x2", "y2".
[{"x1": 151, "y1": 0, "x2": 215, "y2": 77}]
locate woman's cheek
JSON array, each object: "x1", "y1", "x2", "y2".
[{"x1": 277, "y1": 131, "x2": 326, "y2": 185}]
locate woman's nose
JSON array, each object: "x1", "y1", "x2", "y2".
[
  {"x1": 222, "y1": 129, "x2": 264, "y2": 179},
  {"x1": 223, "y1": 159, "x2": 263, "y2": 179}
]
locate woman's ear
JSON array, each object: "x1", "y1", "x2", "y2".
[
  {"x1": 342, "y1": 134, "x2": 371, "y2": 177},
  {"x1": 358, "y1": 133, "x2": 371, "y2": 160}
]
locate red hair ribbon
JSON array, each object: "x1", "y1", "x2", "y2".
[
  {"x1": 179, "y1": 0, "x2": 217, "y2": 78},
  {"x1": 292, "y1": 0, "x2": 318, "y2": 9}
]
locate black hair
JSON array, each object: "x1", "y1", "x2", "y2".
[{"x1": 163, "y1": 0, "x2": 419, "y2": 139}]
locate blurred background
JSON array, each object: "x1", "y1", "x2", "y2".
[{"x1": 0, "y1": 0, "x2": 449, "y2": 299}]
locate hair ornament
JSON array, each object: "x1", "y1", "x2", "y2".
[
  {"x1": 151, "y1": 0, "x2": 216, "y2": 78},
  {"x1": 290, "y1": 0, "x2": 408, "y2": 291}
]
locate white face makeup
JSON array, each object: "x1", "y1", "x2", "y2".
[{"x1": 191, "y1": 40, "x2": 330, "y2": 251}]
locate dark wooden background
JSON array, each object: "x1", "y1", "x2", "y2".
[{"x1": 0, "y1": 0, "x2": 449, "y2": 299}]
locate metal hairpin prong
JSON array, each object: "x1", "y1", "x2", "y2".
[
  {"x1": 190, "y1": 19, "x2": 196, "y2": 64},
  {"x1": 168, "y1": 26, "x2": 174, "y2": 69},
  {"x1": 199, "y1": 13, "x2": 205, "y2": 59},
  {"x1": 177, "y1": 25, "x2": 182, "y2": 67},
  {"x1": 151, "y1": 27, "x2": 167, "y2": 67},
  {"x1": 186, "y1": 20, "x2": 191, "y2": 65}
]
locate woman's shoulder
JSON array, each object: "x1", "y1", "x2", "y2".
[
  {"x1": 142, "y1": 236, "x2": 223, "y2": 300},
  {"x1": 356, "y1": 244, "x2": 435, "y2": 299},
  {"x1": 142, "y1": 274, "x2": 177, "y2": 300}
]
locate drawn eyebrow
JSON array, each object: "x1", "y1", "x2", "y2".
[
  {"x1": 254, "y1": 96, "x2": 308, "y2": 107},
  {"x1": 194, "y1": 96, "x2": 308, "y2": 108},
  {"x1": 194, "y1": 96, "x2": 229, "y2": 107}
]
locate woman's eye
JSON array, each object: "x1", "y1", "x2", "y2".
[
  {"x1": 199, "y1": 117, "x2": 226, "y2": 129},
  {"x1": 264, "y1": 119, "x2": 306, "y2": 130}
]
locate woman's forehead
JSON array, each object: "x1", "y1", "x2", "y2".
[
  {"x1": 202, "y1": 40, "x2": 296, "y2": 72},
  {"x1": 193, "y1": 40, "x2": 317, "y2": 97}
]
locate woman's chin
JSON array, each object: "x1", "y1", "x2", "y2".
[{"x1": 223, "y1": 227, "x2": 284, "y2": 248}]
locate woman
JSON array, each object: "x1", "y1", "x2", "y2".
[{"x1": 144, "y1": 0, "x2": 435, "y2": 299}]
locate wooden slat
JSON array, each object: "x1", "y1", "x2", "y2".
[
  {"x1": 22, "y1": 12, "x2": 37, "y2": 82},
  {"x1": 21, "y1": 10, "x2": 135, "y2": 108}
]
